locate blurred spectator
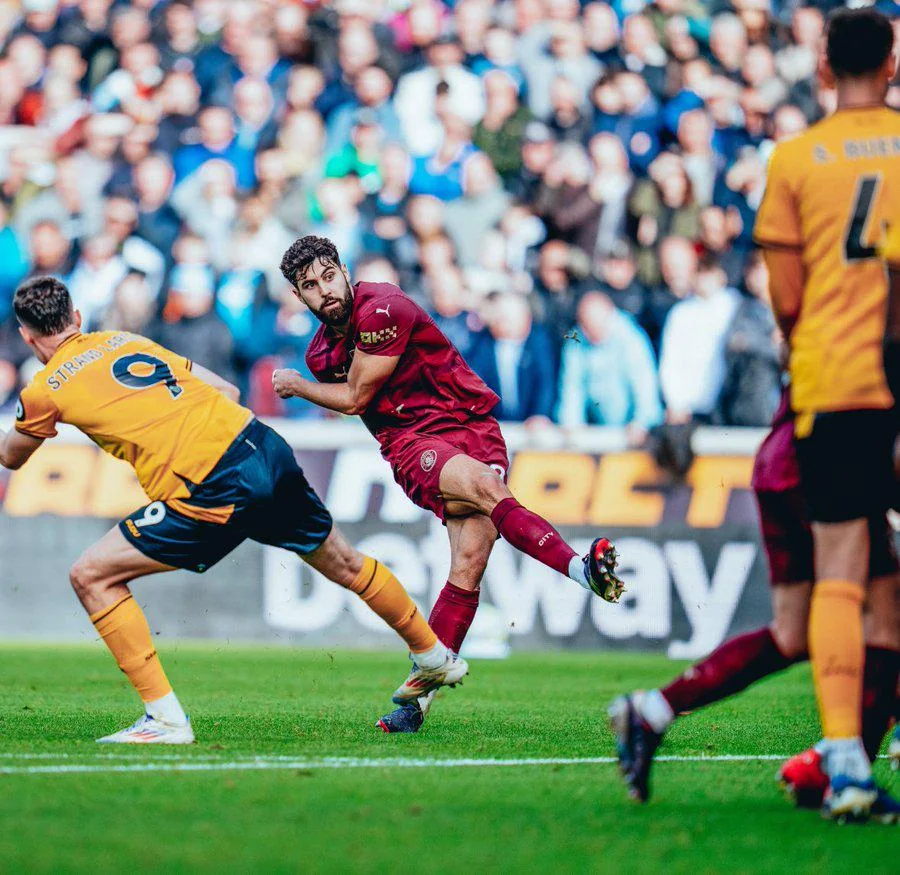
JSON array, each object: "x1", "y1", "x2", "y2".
[
  {"x1": 556, "y1": 291, "x2": 662, "y2": 442},
  {"x1": 659, "y1": 256, "x2": 740, "y2": 424},
  {"x1": 596, "y1": 238, "x2": 645, "y2": 323},
  {"x1": 698, "y1": 206, "x2": 742, "y2": 288},
  {"x1": 444, "y1": 153, "x2": 511, "y2": 267},
  {"x1": 171, "y1": 159, "x2": 238, "y2": 272},
  {"x1": 233, "y1": 77, "x2": 279, "y2": 155},
  {"x1": 468, "y1": 292, "x2": 556, "y2": 423},
  {"x1": 133, "y1": 154, "x2": 181, "y2": 258},
  {"x1": 531, "y1": 239, "x2": 590, "y2": 360},
  {"x1": 173, "y1": 105, "x2": 255, "y2": 190},
  {"x1": 360, "y1": 142, "x2": 411, "y2": 260},
  {"x1": 308, "y1": 178, "x2": 363, "y2": 272},
  {"x1": 326, "y1": 65, "x2": 401, "y2": 153},
  {"x1": 473, "y1": 69, "x2": 532, "y2": 182},
  {"x1": 395, "y1": 34, "x2": 485, "y2": 156},
  {"x1": 630, "y1": 153, "x2": 701, "y2": 286},
  {"x1": 0, "y1": 204, "x2": 28, "y2": 321},
  {"x1": 426, "y1": 266, "x2": 480, "y2": 359},
  {"x1": 541, "y1": 134, "x2": 631, "y2": 268},
  {"x1": 644, "y1": 234, "x2": 699, "y2": 349},
  {"x1": 96, "y1": 270, "x2": 156, "y2": 334},
  {"x1": 67, "y1": 233, "x2": 128, "y2": 328},
  {"x1": 409, "y1": 110, "x2": 479, "y2": 201},
  {"x1": 27, "y1": 219, "x2": 75, "y2": 280},
  {"x1": 157, "y1": 264, "x2": 237, "y2": 386},
  {"x1": 719, "y1": 252, "x2": 781, "y2": 427},
  {"x1": 508, "y1": 121, "x2": 555, "y2": 202},
  {"x1": 519, "y1": 19, "x2": 603, "y2": 120}
]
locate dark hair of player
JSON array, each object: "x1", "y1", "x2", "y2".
[
  {"x1": 280, "y1": 235, "x2": 342, "y2": 286},
  {"x1": 13, "y1": 276, "x2": 75, "y2": 336},
  {"x1": 826, "y1": 7, "x2": 894, "y2": 79}
]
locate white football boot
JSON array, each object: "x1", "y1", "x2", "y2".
[
  {"x1": 392, "y1": 652, "x2": 469, "y2": 704},
  {"x1": 97, "y1": 713, "x2": 195, "y2": 744}
]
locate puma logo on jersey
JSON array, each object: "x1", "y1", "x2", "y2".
[{"x1": 375, "y1": 305, "x2": 391, "y2": 317}]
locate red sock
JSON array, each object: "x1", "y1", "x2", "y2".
[
  {"x1": 861, "y1": 646, "x2": 900, "y2": 761},
  {"x1": 490, "y1": 498, "x2": 577, "y2": 577},
  {"x1": 428, "y1": 582, "x2": 479, "y2": 654},
  {"x1": 662, "y1": 627, "x2": 798, "y2": 714}
]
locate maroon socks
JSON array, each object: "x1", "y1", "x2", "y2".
[
  {"x1": 428, "y1": 582, "x2": 480, "y2": 654},
  {"x1": 661, "y1": 627, "x2": 797, "y2": 715},
  {"x1": 490, "y1": 498, "x2": 578, "y2": 578}
]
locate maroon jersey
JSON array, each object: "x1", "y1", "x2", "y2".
[
  {"x1": 305, "y1": 282, "x2": 499, "y2": 444},
  {"x1": 751, "y1": 385, "x2": 800, "y2": 493}
]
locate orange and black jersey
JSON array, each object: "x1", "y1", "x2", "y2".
[
  {"x1": 754, "y1": 106, "x2": 900, "y2": 415},
  {"x1": 16, "y1": 331, "x2": 251, "y2": 515}
]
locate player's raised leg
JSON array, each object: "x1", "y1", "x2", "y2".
[
  {"x1": 610, "y1": 581, "x2": 809, "y2": 802},
  {"x1": 378, "y1": 513, "x2": 494, "y2": 732},
  {"x1": 439, "y1": 455, "x2": 624, "y2": 602},
  {"x1": 68, "y1": 526, "x2": 194, "y2": 744},
  {"x1": 301, "y1": 524, "x2": 467, "y2": 701}
]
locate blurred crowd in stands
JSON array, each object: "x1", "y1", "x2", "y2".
[{"x1": 0, "y1": 0, "x2": 895, "y2": 437}]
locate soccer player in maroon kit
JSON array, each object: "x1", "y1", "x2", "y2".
[
  {"x1": 610, "y1": 388, "x2": 900, "y2": 815},
  {"x1": 273, "y1": 235, "x2": 625, "y2": 729}
]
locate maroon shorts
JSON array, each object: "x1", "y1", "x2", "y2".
[
  {"x1": 380, "y1": 417, "x2": 509, "y2": 520},
  {"x1": 755, "y1": 488, "x2": 898, "y2": 585}
]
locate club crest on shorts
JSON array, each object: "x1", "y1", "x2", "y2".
[{"x1": 420, "y1": 449, "x2": 437, "y2": 472}]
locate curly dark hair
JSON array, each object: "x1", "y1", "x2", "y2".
[
  {"x1": 280, "y1": 235, "x2": 342, "y2": 286},
  {"x1": 827, "y1": 8, "x2": 894, "y2": 78},
  {"x1": 14, "y1": 276, "x2": 75, "y2": 336}
]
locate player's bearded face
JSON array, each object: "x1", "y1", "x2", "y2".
[{"x1": 297, "y1": 259, "x2": 354, "y2": 326}]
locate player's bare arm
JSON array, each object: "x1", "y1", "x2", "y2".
[
  {"x1": 192, "y1": 363, "x2": 240, "y2": 403},
  {"x1": 272, "y1": 349, "x2": 400, "y2": 415},
  {"x1": 761, "y1": 248, "x2": 804, "y2": 339},
  {"x1": 0, "y1": 427, "x2": 43, "y2": 470}
]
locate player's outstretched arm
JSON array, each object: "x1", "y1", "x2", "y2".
[
  {"x1": 0, "y1": 428, "x2": 44, "y2": 470},
  {"x1": 192, "y1": 363, "x2": 240, "y2": 403},
  {"x1": 273, "y1": 350, "x2": 400, "y2": 416}
]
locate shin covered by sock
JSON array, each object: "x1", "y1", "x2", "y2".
[
  {"x1": 349, "y1": 556, "x2": 438, "y2": 655},
  {"x1": 662, "y1": 627, "x2": 797, "y2": 716},
  {"x1": 90, "y1": 594, "x2": 172, "y2": 703},
  {"x1": 490, "y1": 498, "x2": 577, "y2": 577},
  {"x1": 861, "y1": 645, "x2": 900, "y2": 761},
  {"x1": 428, "y1": 582, "x2": 480, "y2": 653},
  {"x1": 809, "y1": 580, "x2": 865, "y2": 739}
]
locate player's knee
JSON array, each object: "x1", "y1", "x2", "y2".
[
  {"x1": 69, "y1": 555, "x2": 103, "y2": 600},
  {"x1": 471, "y1": 469, "x2": 510, "y2": 511}
]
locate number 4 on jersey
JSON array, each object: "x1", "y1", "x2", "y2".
[{"x1": 843, "y1": 174, "x2": 881, "y2": 262}]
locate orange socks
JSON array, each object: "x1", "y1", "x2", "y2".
[
  {"x1": 809, "y1": 580, "x2": 865, "y2": 739},
  {"x1": 90, "y1": 594, "x2": 173, "y2": 703},
  {"x1": 349, "y1": 556, "x2": 438, "y2": 654}
]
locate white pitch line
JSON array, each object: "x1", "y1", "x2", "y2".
[{"x1": 0, "y1": 753, "x2": 795, "y2": 776}]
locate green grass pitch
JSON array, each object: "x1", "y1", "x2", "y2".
[{"x1": 0, "y1": 644, "x2": 896, "y2": 873}]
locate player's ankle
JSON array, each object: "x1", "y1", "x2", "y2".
[
  {"x1": 637, "y1": 689, "x2": 675, "y2": 733},
  {"x1": 822, "y1": 737, "x2": 871, "y2": 782},
  {"x1": 412, "y1": 640, "x2": 448, "y2": 670},
  {"x1": 568, "y1": 555, "x2": 589, "y2": 590},
  {"x1": 145, "y1": 690, "x2": 189, "y2": 726}
]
